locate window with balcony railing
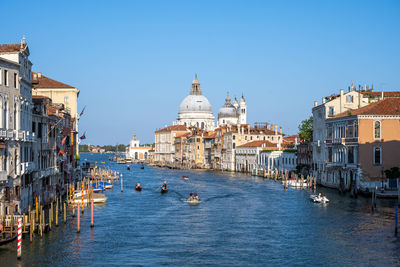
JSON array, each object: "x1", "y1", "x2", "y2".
[{"x1": 348, "y1": 146, "x2": 354, "y2": 164}]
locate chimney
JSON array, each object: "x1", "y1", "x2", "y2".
[
  {"x1": 279, "y1": 126, "x2": 282, "y2": 134},
  {"x1": 33, "y1": 73, "x2": 38, "y2": 81},
  {"x1": 37, "y1": 72, "x2": 42, "y2": 78},
  {"x1": 322, "y1": 98, "x2": 326, "y2": 104},
  {"x1": 247, "y1": 124, "x2": 250, "y2": 134},
  {"x1": 314, "y1": 101, "x2": 317, "y2": 107},
  {"x1": 271, "y1": 124, "x2": 274, "y2": 131},
  {"x1": 381, "y1": 91, "x2": 384, "y2": 99},
  {"x1": 274, "y1": 125, "x2": 278, "y2": 135},
  {"x1": 340, "y1": 89, "x2": 344, "y2": 96}
]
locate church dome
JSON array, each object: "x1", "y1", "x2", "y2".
[
  {"x1": 179, "y1": 94, "x2": 213, "y2": 114},
  {"x1": 218, "y1": 92, "x2": 238, "y2": 119}
]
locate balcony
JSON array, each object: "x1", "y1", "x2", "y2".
[
  {"x1": 17, "y1": 130, "x2": 24, "y2": 141},
  {"x1": 0, "y1": 129, "x2": 6, "y2": 139},
  {"x1": 6, "y1": 129, "x2": 13, "y2": 139},
  {"x1": 0, "y1": 171, "x2": 7, "y2": 183}
]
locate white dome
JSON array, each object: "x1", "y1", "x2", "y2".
[
  {"x1": 218, "y1": 105, "x2": 237, "y2": 118},
  {"x1": 178, "y1": 95, "x2": 213, "y2": 114}
]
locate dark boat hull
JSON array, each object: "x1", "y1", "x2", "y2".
[
  {"x1": 161, "y1": 189, "x2": 168, "y2": 194},
  {"x1": 135, "y1": 187, "x2": 142, "y2": 191},
  {"x1": 0, "y1": 235, "x2": 17, "y2": 246}
]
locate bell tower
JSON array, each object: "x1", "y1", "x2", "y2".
[
  {"x1": 239, "y1": 95, "x2": 247, "y2": 124},
  {"x1": 190, "y1": 73, "x2": 202, "y2": 95}
]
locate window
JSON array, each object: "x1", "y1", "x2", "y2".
[
  {"x1": 233, "y1": 143, "x2": 235, "y2": 149},
  {"x1": 64, "y1": 96, "x2": 69, "y2": 104},
  {"x1": 14, "y1": 73, "x2": 18, "y2": 89},
  {"x1": 327, "y1": 127, "x2": 333, "y2": 138},
  {"x1": 233, "y1": 135, "x2": 235, "y2": 140},
  {"x1": 347, "y1": 95, "x2": 353, "y2": 103},
  {"x1": 4, "y1": 70, "x2": 8, "y2": 86},
  {"x1": 328, "y1": 147, "x2": 332, "y2": 162},
  {"x1": 374, "y1": 121, "x2": 381, "y2": 139},
  {"x1": 0, "y1": 68, "x2": 2, "y2": 85},
  {"x1": 348, "y1": 146, "x2": 354, "y2": 164},
  {"x1": 373, "y1": 146, "x2": 381, "y2": 165},
  {"x1": 328, "y1": 106, "x2": 334, "y2": 117}
]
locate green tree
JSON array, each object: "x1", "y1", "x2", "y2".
[{"x1": 298, "y1": 116, "x2": 313, "y2": 143}]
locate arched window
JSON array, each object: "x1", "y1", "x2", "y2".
[
  {"x1": 135, "y1": 152, "x2": 138, "y2": 160},
  {"x1": 201, "y1": 122, "x2": 205, "y2": 129},
  {"x1": 374, "y1": 121, "x2": 381, "y2": 139}
]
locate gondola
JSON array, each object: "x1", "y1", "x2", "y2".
[
  {"x1": 0, "y1": 235, "x2": 17, "y2": 246},
  {"x1": 160, "y1": 187, "x2": 168, "y2": 194}
]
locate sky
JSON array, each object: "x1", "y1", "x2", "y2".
[{"x1": 1, "y1": 0, "x2": 399, "y2": 145}]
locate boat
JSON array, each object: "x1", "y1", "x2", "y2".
[
  {"x1": 141, "y1": 164, "x2": 145, "y2": 169},
  {"x1": 160, "y1": 188, "x2": 168, "y2": 194},
  {"x1": 148, "y1": 164, "x2": 156, "y2": 167},
  {"x1": 72, "y1": 193, "x2": 108, "y2": 204},
  {"x1": 310, "y1": 194, "x2": 329, "y2": 203},
  {"x1": 101, "y1": 161, "x2": 106, "y2": 164},
  {"x1": 90, "y1": 184, "x2": 105, "y2": 192},
  {"x1": 182, "y1": 176, "x2": 189, "y2": 180},
  {"x1": 127, "y1": 165, "x2": 131, "y2": 170},
  {"x1": 0, "y1": 235, "x2": 17, "y2": 246},
  {"x1": 135, "y1": 186, "x2": 142, "y2": 191},
  {"x1": 187, "y1": 198, "x2": 199, "y2": 204}
]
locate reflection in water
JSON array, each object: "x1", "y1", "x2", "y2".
[{"x1": 1, "y1": 153, "x2": 399, "y2": 266}]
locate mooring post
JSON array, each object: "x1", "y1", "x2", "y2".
[
  {"x1": 91, "y1": 199, "x2": 94, "y2": 228},
  {"x1": 395, "y1": 201, "x2": 398, "y2": 236},
  {"x1": 17, "y1": 218, "x2": 22, "y2": 259},
  {"x1": 77, "y1": 203, "x2": 80, "y2": 233},
  {"x1": 64, "y1": 202, "x2": 67, "y2": 224},
  {"x1": 121, "y1": 174, "x2": 123, "y2": 192}
]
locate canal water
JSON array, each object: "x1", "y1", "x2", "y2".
[{"x1": 1, "y1": 153, "x2": 399, "y2": 266}]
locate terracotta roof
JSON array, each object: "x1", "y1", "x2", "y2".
[
  {"x1": 175, "y1": 132, "x2": 190, "y2": 138},
  {"x1": 237, "y1": 140, "x2": 277, "y2": 148},
  {"x1": 203, "y1": 132, "x2": 216, "y2": 139},
  {"x1": 333, "y1": 97, "x2": 400, "y2": 118},
  {"x1": 32, "y1": 72, "x2": 75, "y2": 89},
  {"x1": 156, "y1": 125, "x2": 187, "y2": 132},
  {"x1": 0, "y1": 43, "x2": 26, "y2": 53}
]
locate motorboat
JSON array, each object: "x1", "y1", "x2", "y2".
[
  {"x1": 182, "y1": 176, "x2": 189, "y2": 180},
  {"x1": 310, "y1": 194, "x2": 329, "y2": 203},
  {"x1": 72, "y1": 193, "x2": 108, "y2": 204},
  {"x1": 187, "y1": 198, "x2": 199, "y2": 204}
]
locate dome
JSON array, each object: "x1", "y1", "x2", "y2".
[
  {"x1": 178, "y1": 95, "x2": 213, "y2": 114},
  {"x1": 218, "y1": 105, "x2": 237, "y2": 118},
  {"x1": 218, "y1": 92, "x2": 238, "y2": 119}
]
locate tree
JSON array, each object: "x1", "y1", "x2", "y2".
[{"x1": 298, "y1": 116, "x2": 313, "y2": 143}]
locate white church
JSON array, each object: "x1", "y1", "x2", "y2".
[{"x1": 174, "y1": 74, "x2": 247, "y2": 130}]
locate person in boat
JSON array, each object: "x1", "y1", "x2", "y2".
[
  {"x1": 161, "y1": 180, "x2": 167, "y2": 190},
  {"x1": 135, "y1": 182, "x2": 141, "y2": 190},
  {"x1": 189, "y1": 193, "x2": 193, "y2": 201},
  {"x1": 193, "y1": 192, "x2": 199, "y2": 201},
  {"x1": 318, "y1": 193, "x2": 322, "y2": 198}
]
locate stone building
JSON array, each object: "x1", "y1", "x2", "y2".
[
  {"x1": 32, "y1": 72, "x2": 80, "y2": 161},
  {"x1": 127, "y1": 132, "x2": 152, "y2": 161},
  {"x1": 0, "y1": 40, "x2": 34, "y2": 215},
  {"x1": 154, "y1": 125, "x2": 189, "y2": 163},
  {"x1": 324, "y1": 97, "x2": 400, "y2": 193}
]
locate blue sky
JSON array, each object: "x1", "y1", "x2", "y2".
[{"x1": 1, "y1": 0, "x2": 399, "y2": 145}]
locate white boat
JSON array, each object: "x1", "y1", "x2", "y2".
[
  {"x1": 71, "y1": 193, "x2": 108, "y2": 204},
  {"x1": 310, "y1": 194, "x2": 329, "y2": 203},
  {"x1": 187, "y1": 199, "x2": 199, "y2": 205},
  {"x1": 286, "y1": 180, "x2": 308, "y2": 188}
]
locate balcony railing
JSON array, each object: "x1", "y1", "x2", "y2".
[
  {"x1": 6, "y1": 129, "x2": 13, "y2": 139},
  {"x1": 0, "y1": 171, "x2": 7, "y2": 183}
]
